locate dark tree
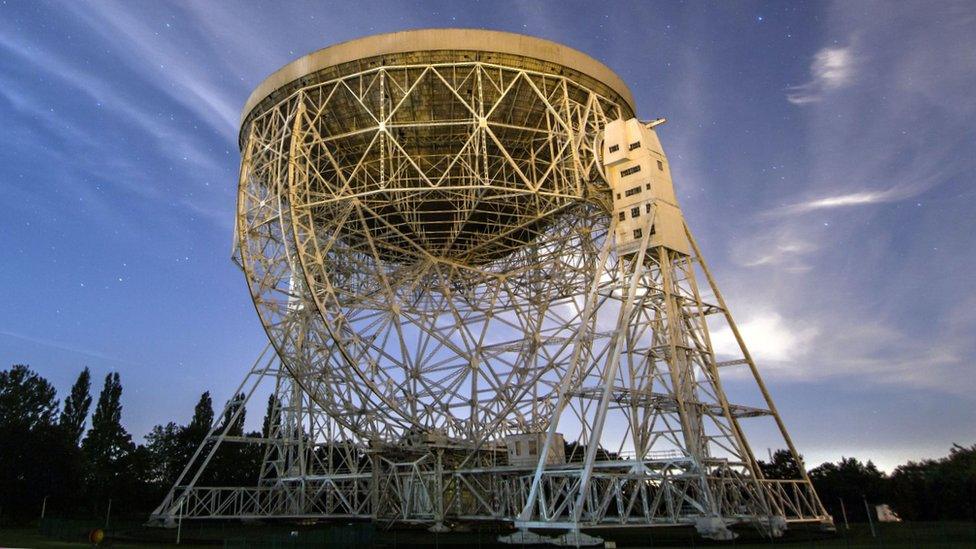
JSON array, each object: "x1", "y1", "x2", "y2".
[
  {"x1": 758, "y1": 449, "x2": 803, "y2": 479},
  {"x1": 221, "y1": 392, "x2": 246, "y2": 436},
  {"x1": 188, "y1": 391, "x2": 214, "y2": 434},
  {"x1": 83, "y1": 372, "x2": 133, "y2": 464},
  {"x1": 59, "y1": 366, "x2": 92, "y2": 445},
  {"x1": 204, "y1": 392, "x2": 262, "y2": 486},
  {"x1": 809, "y1": 457, "x2": 888, "y2": 522},
  {"x1": 0, "y1": 364, "x2": 58, "y2": 431},
  {"x1": 183, "y1": 391, "x2": 215, "y2": 466},
  {"x1": 144, "y1": 391, "x2": 217, "y2": 491},
  {"x1": 122, "y1": 443, "x2": 161, "y2": 512},
  {"x1": 0, "y1": 365, "x2": 80, "y2": 522},
  {"x1": 182, "y1": 391, "x2": 215, "y2": 471},
  {"x1": 888, "y1": 443, "x2": 976, "y2": 521},
  {"x1": 145, "y1": 421, "x2": 184, "y2": 487},
  {"x1": 81, "y1": 372, "x2": 135, "y2": 515},
  {"x1": 262, "y1": 393, "x2": 280, "y2": 438},
  {"x1": 562, "y1": 440, "x2": 620, "y2": 463}
]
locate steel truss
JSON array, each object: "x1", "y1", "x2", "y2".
[{"x1": 152, "y1": 57, "x2": 832, "y2": 545}]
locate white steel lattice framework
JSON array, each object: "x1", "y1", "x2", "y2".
[{"x1": 150, "y1": 30, "x2": 832, "y2": 544}]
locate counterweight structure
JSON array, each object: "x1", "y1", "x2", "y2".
[{"x1": 151, "y1": 29, "x2": 832, "y2": 544}]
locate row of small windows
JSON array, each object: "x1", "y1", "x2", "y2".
[
  {"x1": 617, "y1": 184, "x2": 653, "y2": 200},
  {"x1": 633, "y1": 225, "x2": 656, "y2": 239},
  {"x1": 618, "y1": 202, "x2": 654, "y2": 221},
  {"x1": 619, "y1": 161, "x2": 663, "y2": 178},
  {"x1": 614, "y1": 160, "x2": 663, "y2": 176},
  {"x1": 621, "y1": 165, "x2": 642, "y2": 177},
  {"x1": 611, "y1": 142, "x2": 643, "y2": 152}
]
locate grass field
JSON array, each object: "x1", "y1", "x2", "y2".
[
  {"x1": 0, "y1": 528, "x2": 210, "y2": 548},
  {"x1": 1, "y1": 520, "x2": 974, "y2": 548}
]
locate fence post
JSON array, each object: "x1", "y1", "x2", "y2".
[
  {"x1": 177, "y1": 497, "x2": 184, "y2": 545},
  {"x1": 861, "y1": 495, "x2": 875, "y2": 539},
  {"x1": 104, "y1": 498, "x2": 112, "y2": 531}
]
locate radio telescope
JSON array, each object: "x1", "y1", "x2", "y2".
[{"x1": 152, "y1": 29, "x2": 832, "y2": 544}]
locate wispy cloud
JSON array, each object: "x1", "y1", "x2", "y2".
[
  {"x1": 737, "y1": 230, "x2": 817, "y2": 270},
  {"x1": 787, "y1": 46, "x2": 855, "y2": 105},
  {"x1": 711, "y1": 312, "x2": 819, "y2": 365},
  {"x1": 0, "y1": 329, "x2": 145, "y2": 369},
  {"x1": 770, "y1": 189, "x2": 897, "y2": 216},
  {"x1": 58, "y1": 2, "x2": 242, "y2": 139},
  {"x1": 804, "y1": 319, "x2": 969, "y2": 394},
  {"x1": 0, "y1": 32, "x2": 226, "y2": 179},
  {"x1": 0, "y1": 19, "x2": 235, "y2": 232},
  {"x1": 767, "y1": 155, "x2": 957, "y2": 218},
  {"x1": 741, "y1": 252, "x2": 810, "y2": 272},
  {"x1": 706, "y1": 298, "x2": 973, "y2": 395},
  {"x1": 720, "y1": 1, "x2": 976, "y2": 396}
]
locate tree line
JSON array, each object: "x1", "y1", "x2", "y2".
[
  {"x1": 0, "y1": 364, "x2": 267, "y2": 523},
  {"x1": 757, "y1": 444, "x2": 975, "y2": 523},
  {"x1": 2, "y1": 363, "x2": 974, "y2": 524}
]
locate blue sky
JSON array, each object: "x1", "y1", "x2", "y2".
[{"x1": 1, "y1": 0, "x2": 974, "y2": 471}]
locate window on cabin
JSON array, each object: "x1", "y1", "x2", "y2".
[
  {"x1": 609, "y1": 144, "x2": 620, "y2": 153},
  {"x1": 621, "y1": 165, "x2": 642, "y2": 177},
  {"x1": 628, "y1": 141, "x2": 641, "y2": 150},
  {"x1": 633, "y1": 228, "x2": 643, "y2": 239},
  {"x1": 657, "y1": 160, "x2": 664, "y2": 171},
  {"x1": 618, "y1": 211, "x2": 625, "y2": 221},
  {"x1": 616, "y1": 193, "x2": 621, "y2": 199},
  {"x1": 625, "y1": 186, "x2": 641, "y2": 197},
  {"x1": 645, "y1": 203, "x2": 652, "y2": 213},
  {"x1": 631, "y1": 207, "x2": 640, "y2": 218}
]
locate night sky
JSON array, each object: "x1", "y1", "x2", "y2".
[{"x1": 2, "y1": 1, "x2": 974, "y2": 471}]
